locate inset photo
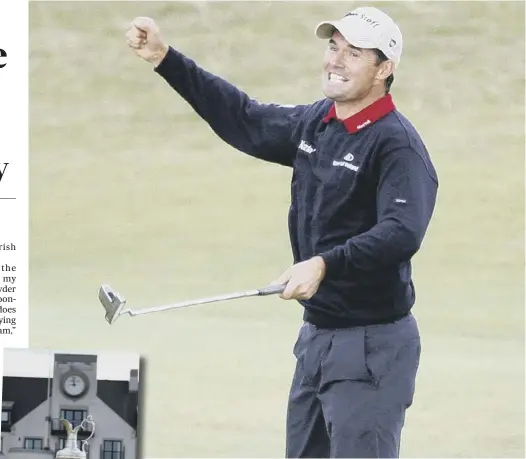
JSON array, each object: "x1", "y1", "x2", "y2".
[{"x1": 1, "y1": 348, "x2": 141, "y2": 459}]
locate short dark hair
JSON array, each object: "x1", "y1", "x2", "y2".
[{"x1": 373, "y1": 49, "x2": 394, "y2": 94}]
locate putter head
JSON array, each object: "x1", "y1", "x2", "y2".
[{"x1": 98, "y1": 284, "x2": 126, "y2": 325}]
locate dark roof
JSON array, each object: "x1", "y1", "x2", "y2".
[
  {"x1": 97, "y1": 381, "x2": 138, "y2": 429},
  {"x1": 2, "y1": 375, "x2": 138, "y2": 431},
  {"x1": 2, "y1": 377, "x2": 51, "y2": 423}
]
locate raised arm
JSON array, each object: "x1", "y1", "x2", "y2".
[{"x1": 126, "y1": 17, "x2": 307, "y2": 167}]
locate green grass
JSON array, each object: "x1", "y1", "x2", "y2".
[{"x1": 29, "y1": 1, "x2": 524, "y2": 457}]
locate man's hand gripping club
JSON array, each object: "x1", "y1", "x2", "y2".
[{"x1": 271, "y1": 256, "x2": 326, "y2": 301}]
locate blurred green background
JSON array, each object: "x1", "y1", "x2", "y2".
[{"x1": 29, "y1": 1, "x2": 524, "y2": 457}]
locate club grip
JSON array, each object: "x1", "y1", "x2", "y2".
[{"x1": 258, "y1": 283, "x2": 287, "y2": 296}]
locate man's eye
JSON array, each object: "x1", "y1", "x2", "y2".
[{"x1": 328, "y1": 45, "x2": 338, "y2": 52}]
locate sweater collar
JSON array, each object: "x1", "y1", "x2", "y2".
[{"x1": 322, "y1": 94, "x2": 396, "y2": 134}]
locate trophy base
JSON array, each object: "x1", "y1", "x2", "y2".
[{"x1": 56, "y1": 448, "x2": 87, "y2": 459}]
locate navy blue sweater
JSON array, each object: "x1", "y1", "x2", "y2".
[{"x1": 155, "y1": 47, "x2": 438, "y2": 328}]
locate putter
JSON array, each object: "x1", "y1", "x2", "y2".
[{"x1": 98, "y1": 282, "x2": 287, "y2": 325}]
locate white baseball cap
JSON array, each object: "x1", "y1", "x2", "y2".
[{"x1": 315, "y1": 6, "x2": 403, "y2": 67}]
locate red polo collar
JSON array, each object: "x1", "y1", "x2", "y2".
[{"x1": 322, "y1": 94, "x2": 396, "y2": 134}]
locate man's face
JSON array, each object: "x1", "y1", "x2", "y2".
[{"x1": 321, "y1": 30, "x2": 384, "y2": 103}]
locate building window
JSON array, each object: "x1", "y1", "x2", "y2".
[
  {"x1": 60, "y1": 409, "x2": 87, "y2": 429},
  {"x1": 1, "y1": 411, "x2": 9, "y2": 423},
  {"x1": 24, "y1": 438, "x2": 43, "y2": 450},
  {"x1": 103, "y1": 440, "x2": 123, "y2": 459}
]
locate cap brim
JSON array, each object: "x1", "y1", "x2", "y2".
[
  {"x1": 315, "y1": 21, "x2": 339, "y2": 39},
  {"x1": 315, "y1": 20, "x2": 378, "y2": 50}
]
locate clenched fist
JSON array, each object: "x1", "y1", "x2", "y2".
[
  {"x1": 126, "y1": 17, "x2": 169, "y2": 67},
  {"x1": 271, "y1": 256, "x2": 326, "y2": 301}
]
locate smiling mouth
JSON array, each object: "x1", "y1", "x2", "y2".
[{"x1": 328, "y1": 72, "x2": 349, "y2": 83}]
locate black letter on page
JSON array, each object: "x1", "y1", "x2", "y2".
[
  {"x1": 0, "y1": 163, "x2": 8, "y2": 182},
  {"x1": 0, "y1": 49, "x2": 6, "y2": 68}
]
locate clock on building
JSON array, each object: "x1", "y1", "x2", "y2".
[{"x1": 61, "y1": 371, "x2": 89, "y2": 398}]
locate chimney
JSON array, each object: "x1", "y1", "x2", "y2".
[{"x1": 129, "y1": 369, "x2": 139, "y2": 393}]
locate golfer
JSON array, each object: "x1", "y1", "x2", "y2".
[{"x1": 126, "y1": 6, "x2": 438, "y2": 458}]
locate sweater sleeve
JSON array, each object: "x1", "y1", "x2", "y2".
[
  {"x1": 319, "y1": 146, "x2": 438, "y2": 274},
  {"x1": 154, "y1": 46, "x2": 307, "y2": 167}
]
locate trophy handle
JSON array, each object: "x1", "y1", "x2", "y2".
[
  {"x1": 59, "y1": 418, "x2": 73, "y2": 435},
  {"x1": 80, "y1": 416, "x2": 95, "y2": 452}
]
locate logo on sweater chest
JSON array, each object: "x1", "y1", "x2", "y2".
[
  {"x1": 333, "y1": 152, "x2": 359, "y2": 172},
  {"x1": 298, "y1": 140, "x2": 316, "y2": 154}
]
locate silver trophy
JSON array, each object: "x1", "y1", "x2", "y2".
[{"x1": 56, "y1": 415, "x2": 95, "y2": 459}]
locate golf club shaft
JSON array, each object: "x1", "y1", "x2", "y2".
[{"x1": 124, "y1": 284, "x2": 285, "y2": 317}]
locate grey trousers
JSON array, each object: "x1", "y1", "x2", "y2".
[{"x1": 285, "y1": 314, "x2": 421, "y2": 458}]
